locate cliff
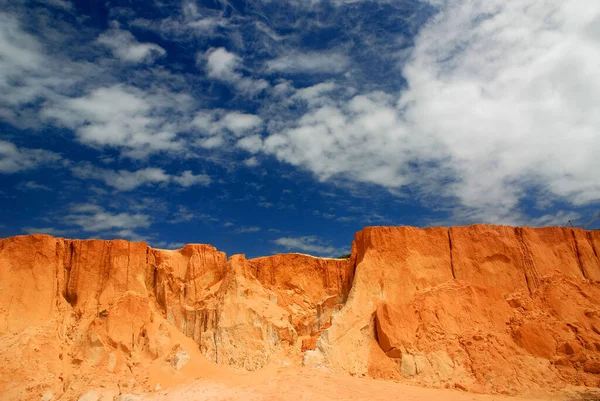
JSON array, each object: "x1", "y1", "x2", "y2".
[{"x1": 1, "y1": 225, "x2": 599, "y2": 400}]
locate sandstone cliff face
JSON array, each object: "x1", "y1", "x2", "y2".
[
  {"x1": 1, "y1": 226, "x2": 600, "y2": 400},
  {"x1": 0, "y1": 234, "x2": 354, "y2": 400},
  {"x1": 307, "y1": 225, "x2": 600, "y2": 394}
]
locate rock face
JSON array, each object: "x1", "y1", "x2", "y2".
[
  {"x1": 307, "y1": 226, "x2": 600, "y2": 394},
  {"x1": 1, "y1": 226, "x2": 600, "y2": 400}
]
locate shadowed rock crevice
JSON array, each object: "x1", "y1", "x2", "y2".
[
  {"x1": 571, "y1": 229, "x2": 588, "y2": 279},
  {"x1": 588, "y1": 232, "x2": 600, "y2": 265},
  {"x1": 515, "y1": 227, "x2": 540, "y2": 294},
  {"x1": 448, "y1": 229, "x2": 456, "y2": 279}
]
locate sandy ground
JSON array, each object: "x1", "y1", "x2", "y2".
[{"x1": 138, "y1": 364, "x2": 579, "y2": 401}]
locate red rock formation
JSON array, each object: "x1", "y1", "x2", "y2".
[
  {"x1": 248, "y1": 253, "x2": 353, "y2": 336},
  {"x1": 450, "y1": 225, "x2": 529, "y2": 293},
  {"x1": 307, "y1": 225, "x2": 600, "y2": 394},
  {"x1": 1, "y1": 226, "x2": 600, "y2": 400}
]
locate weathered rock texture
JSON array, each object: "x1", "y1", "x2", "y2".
[
  {"x1": 306, "y1": 226, "x2": 600, "y2": 394},
  {"x1": 1, "y1": 225, "x2": 600, "y2": 400}
]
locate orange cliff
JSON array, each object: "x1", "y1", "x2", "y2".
[{"x1": 1, "y1": 225, "x2": 600, "y2": 400}]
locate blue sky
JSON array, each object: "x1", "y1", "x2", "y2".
[{"x1": 1, "y1": 0, "x2": 599, "y2": 257}]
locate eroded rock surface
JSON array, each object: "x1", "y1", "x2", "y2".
[
  {"x1": 308, "y1": 226, "x2": 600, "y2": 394},
  {"x1": 1, "y1": 225, "x2": 600, "y2": 400}
]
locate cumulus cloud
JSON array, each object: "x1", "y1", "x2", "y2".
[
  {"x1": 0, "y1": 12, "x2": 194, "y2": 161},
  {"x1": 65, "y1": 203, "x2": 151, "y2": 233},
  {"x1": 97, "y1": 22, "x2": 166, "y2": 63},
  {"x1": 400, "y1": 0, "x2": 600, "y2": 215},
  {"x1": 205, "y1": 47, "x2": 239, "y2": 79},
  {"x1": 0, "y1": 141, "x2": 62, "y2": 173},
  {"x1": 253, "y1": 0, "x2": 600, "y2": 223},
  {"x1": 243, "y1": 156, "x2": 260, "y2": 167},
  {"x1": 221, "y1": 113, "x2": 264, "y2": 136},
  {"x1": 192, "y1": 109, "x2": 263, "y2": 150},
  {"x1": 43, "y1": 85, "x2": 192, "y2": 158},
  {"x1": 262, "y1": 92, "x2": 423, "y2": 187},
  {"x1": 22, "y1": 202, "x2": 155, "y2": 242},
  {"x1": 173, "y1": 170, "x2": 211, "y2": 187},
  {"x1": 0, "y1": 13, "x2": 44, "y2": 74},
  {"x1": 3, "y1": 0, "x2": 599, "y2": 231},
  {"x1": 202, "y1": 47, "x2": 269, "y2": 95},
  {"x1": 193, "y1": 110, "x2": 263, "y2": 136},
  {"x1": 0, "y1": 12, "x2": 67, "y2": 128},
  {"x1": 237, "y1": 135, "x2": 263, "y2": 153}
]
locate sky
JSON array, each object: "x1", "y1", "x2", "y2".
[{"x1": 1, "y1": 0, "x2": 599, "y2": 258}]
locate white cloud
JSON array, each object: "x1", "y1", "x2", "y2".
[
  {"x1": 0, "y1": 141, "x2": 62, "y2": 173},
  {"x1": 253, "y1": 0, "x2": 600, "y2": 223},
  {"x1": 235, "y1": 226, "x2": 261, "y2": 234},
  {"x1": 0, "y1": 12, "x2": 192, "y2": 162},
  {"x1": 70, "y1": 163, "x2": 211, "y2": 191},
  {"x1": 171, "y1": 205, "x2": 218, "y2": 224},
  {"x1": 272, "y1": 236, "x2": 341, "y2": 257},
  {"x1": 221, "y1": 112, "x2": 263, "y2": 136},
  {"x1": 173, "y1": 170, "x2": 211, "y2": 187},
  {"x1": 22, "y1": 227, "x2": 71, "y2": 236},
  {"x1": 0, "y1": 12, "x2": 65, "y2": 128},
  {"x1": 205, "y1": 47, "x2": 239, "y2": 80},
  {"x1": 0, "y1": 13, "x2": 44, "y2": 72},
  {"x1": 193, "y1": 110, "x2": 263, "y2": 135},
  {"x1": 237, "y1": 135, "x2": 263, "y2": 153},
  {"x1": 40, "y1": 0, "x2": 73, "y2": 11},
  {"x1": 3, "y1": 0, "x2": 599, "y2": 229},
  {"x1": 202, "y1": 47, "x2": 269, "y2": 95},
  {"x1": 266, "y1": 51, "x2": 350, "y2": 74},
  {"x1": 243, "y1": 156, "x2": 260, "y2": 167},
  {"x1": 71, "y1": 163, "x2": 170, "y2": 191},
  {"x1": 152, "y1": 241, "x2": 186, "y2": 250},
  {"x1": 65, "y1": 203, "x2": 151, "y2": 233},
  {"x1": 131, "y1": 0, "x2": 229, "y2": 38},
  {"x1": 17, "y1": 181, "x2": 51, "y2": 191},
  {"x1": 24, "y1": 203, "x2": 152, "y2": 242},
  {"x1": 192, "y1": 109, "x2": 263, "y2": 149},
  {"x1": 292, "y1": 82, "x2": 340, "y2": 107},
  {"x1": 399, "y1": 0, "x2": 600, "y2": 214},
  {"x1": 526, "y1": 211, "x2": 581, "y2": 228},
  {"x1": 262, "y1": 92, "x2": 420, "y2": 187},
  {"x1": 43, "y1": 85, "x2": 192, "y2": 158},
  {"x1": 97, "y1": 22, "x2": 166, "y2": 64}
]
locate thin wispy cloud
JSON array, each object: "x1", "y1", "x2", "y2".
[
  {"x1": 0, "y1": 141, "x2": 62, "y2": 174},
  {"x1": 17, "y1": 181, "x2": 51, "y2": 191},
  {"x1": 273, "y1": 236, "x2": 346, "y2": 258},
  {"x1": 235, "y1": 226, "x2": 262, "y2": 234}
]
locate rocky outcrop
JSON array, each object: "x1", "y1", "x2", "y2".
[
  {"x1": 1, "y1": 226, "x2": 600, "y2": 400},
  {"x1": 306, "y1": 225, "x2": 600, "y2": 394},
  {"x1": 0, "y1": 234, "x2": 355, "y2": 400}
]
